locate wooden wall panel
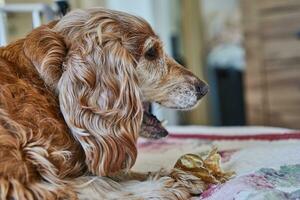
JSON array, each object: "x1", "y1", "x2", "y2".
[
  {"x1": 257, "y1": 0, "x2": 300, "y2": 10},
  {"x1": 242, "y1": 0, "x2": 300, "y2": 129},
  {"x1": 241, "y1": 0, "x2": 267, "y2": 125}
]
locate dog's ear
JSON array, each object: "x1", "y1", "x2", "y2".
[
  {"x1": 24, "y1": 21, "x2": 67, "y2": 89},
  {"x1": 58, "y1": 29, "x2": 143, "y2": 176}
]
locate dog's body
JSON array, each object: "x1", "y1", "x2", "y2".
[{"x1": 0, "y1": 8, "x2": 208, "y2": 199}]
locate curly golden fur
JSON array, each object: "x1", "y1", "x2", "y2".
[{"x1": 0, "y1": 8, "x2": 208, "y2": 199}]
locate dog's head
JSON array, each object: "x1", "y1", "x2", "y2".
[{"x1": 24, "y1": 8, "x2": 208, "y2": 176}]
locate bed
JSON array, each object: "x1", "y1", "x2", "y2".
[{"x1": 134, "y1": 126, "x2": 300, "y2": 200}]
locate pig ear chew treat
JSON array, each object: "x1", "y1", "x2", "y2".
[{"x1": 174, "y1": 148, "x2": 235, "y2": 187}]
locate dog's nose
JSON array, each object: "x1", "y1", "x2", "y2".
[{"x1": 195, "y1": 82, "x2": 209, "y2": 100}]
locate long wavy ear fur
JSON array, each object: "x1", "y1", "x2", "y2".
[
  {"x1": 56, "y1": 11, "x2": 143, "y2": 176},
  {"x1": 24, "y1": 22, "x2": 67, "y2": 89}
]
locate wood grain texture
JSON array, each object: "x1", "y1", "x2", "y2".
[
  {"x1": 242, "y1": 0, "x2": 300, "y2": 129},
  {"x1": 241, "y1": 0, "x2": 267, "y2": 125}
]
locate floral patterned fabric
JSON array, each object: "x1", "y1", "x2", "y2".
[
  {"x1": 134, "y1": 126, "x2": 300, "y2": 200},
  {"x1": 201, "y1": 165, "x2": 300, "y2": 200}
]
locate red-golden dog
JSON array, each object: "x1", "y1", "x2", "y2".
[{"x1": 0, "y1": 8, "x2": 208, "y2": 199}]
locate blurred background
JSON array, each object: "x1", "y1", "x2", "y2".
[{"x1": 1, "y1": 0, "x2": 299, "y2": 129}]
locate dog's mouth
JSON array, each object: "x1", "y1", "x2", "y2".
[{"x1": 140, "y1": 102, "x2": 169, "y2": 139}]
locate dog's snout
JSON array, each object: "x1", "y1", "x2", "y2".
[{"x1": 195, "y1": 82, "x2": 209, "y2": 100}]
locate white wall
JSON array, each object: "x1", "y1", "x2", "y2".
[
  {"x1": 71, "y1": 0, "x2": 105, "y2": 9},
  {"x1": 106, "y1": 0, "x2": 155, "y2": 26}
]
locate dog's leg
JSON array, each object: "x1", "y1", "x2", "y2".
[
  {"x1": 73, "y1": 169, "x2": 205, "y2": 200},
  {"x1": 115, "y1": 169, "x2": 205, "y2": 196}
]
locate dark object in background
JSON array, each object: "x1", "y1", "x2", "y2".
[
  {"x1": 209, "y1": 67, "x2": 246, "y2": 126},
  {"x1": 216, "y1": 68, "x2": 245, "y2": 125},
  {"x1": 55, "y1": 0, "x2": 70, "y2": 16},
  {"x1": 216, "y1": 68, "x2": 245, "y2": 126}
]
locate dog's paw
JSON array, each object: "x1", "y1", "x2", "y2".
[
  {"x1": 169, "y1": 168, "x2": 206, "y2": 195},
  {"x1": 148, "y1": 168, "x2": 205, "y2": 198}
]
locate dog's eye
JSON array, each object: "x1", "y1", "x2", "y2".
[{"x1": 145, "y1": 47, "x2": 158, "y2": 60}]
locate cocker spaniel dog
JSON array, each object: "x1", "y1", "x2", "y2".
[{"x1": 0, "y1": 8, "x2": 208, "y2": 200}]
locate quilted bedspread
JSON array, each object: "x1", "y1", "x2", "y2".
[{"x1": 134, "y1": 126, "x2": 300, "y2": 200}]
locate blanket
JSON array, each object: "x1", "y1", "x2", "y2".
[{"x1": 134, "y1": 126, "x2": 300, "y2": 200}]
